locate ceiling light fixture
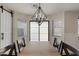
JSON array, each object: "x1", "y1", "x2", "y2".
[{"x1": 31, "y1": 3, "x2": 47, "y2": 26}]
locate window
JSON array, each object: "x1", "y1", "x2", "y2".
[
  {"x1": 40, "y1": 22, "x2": 48, "y2": 41},
  {"x1": 30, "y1": 22, "x2": 39, "y2": 41},
  {"x1": 17, "y1": 20, "x2": 25, "y2": 37},
  {"x1": 30, "y1": 21, "x2": 48, "y2": 41},
  {"x1": 53, "y1": 20, "x2": 64, "y2": 36}
]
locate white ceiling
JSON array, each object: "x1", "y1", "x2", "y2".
[{"x1": 1, "y1": 3, "x2": 79, "y2": 16}]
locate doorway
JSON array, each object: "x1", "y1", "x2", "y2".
[{"x1": 30, "y1": 21, "x2": 49, "y2": 41}]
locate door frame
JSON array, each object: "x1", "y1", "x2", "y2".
[{"x1": 29, "y1": 20, "x2": 49, "y2": 41}]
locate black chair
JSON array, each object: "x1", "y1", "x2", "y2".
[
  {"x1": 59, "y1": 42, "x2": 79, "y2": 56},
  {"x1": 58, "y1": 41, "x2": 63, "y2": 52},
  {"x1": 22, "y1": 38, "x2": 26, "y2": 47},
  {"x1": 53, "y1": 37, "x2": 59, "y2": 48},
  {"x1": 16, "y1": 38, "x2": 26, "y2": 53},
  {"x1": 16, "y1": 40, "x2": 21, "y2": 53},
  {"x1": 0, "y1": 43, "x2": 17, "y2": 56}
]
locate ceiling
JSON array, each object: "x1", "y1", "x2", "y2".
[{"x1": 1, "y1": 3, "x2": 79, "y2": 16}]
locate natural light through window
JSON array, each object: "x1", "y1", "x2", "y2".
[
  {"x1": 40, "y1": 22, "x2": 48, "y2": 41},
  {"x1": 30, "y1": 21, "x2": 48, "y2": 41},
  {"x1": 54, "y1": 20, "x2": 64, "y2": 36},
  {"x1": 30, "y1": 22, "x2": 39, "y2": 41}
]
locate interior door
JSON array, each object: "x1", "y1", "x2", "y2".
[{"x1": 0, "y1": 9, "x2": 12, "y2": 48}]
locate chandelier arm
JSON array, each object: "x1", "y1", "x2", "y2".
[
  {"x1": 39, "y1": 3, "x2": 40, "y2": 7},
  {"x1": 31, "y1": 3, "x2": 47, "y2": 19},
  {"x1": 31, "y1": 7, "x2": 39, "y2": 19},
  {"x1": 40, "y1": 8, "x2": 47, "y2": 19}
]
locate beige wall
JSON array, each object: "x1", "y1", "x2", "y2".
[
  {"x1": 13, "y1": 12, "x2": 30, "y2": 52},
  {"x1": 49, "y1": 12, "x2": 64, "y2": 45},
  {"x1": 64, "y1": 11, "x2": 79, "y2": 50},
  {"x1": 50, "y1": 11, "x2": 79, "y2": 51}
]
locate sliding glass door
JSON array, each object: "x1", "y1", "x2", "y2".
[{"x1": 30, "y1": 21, "x2": 48, "y2": 41}]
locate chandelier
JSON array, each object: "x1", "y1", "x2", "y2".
[{"x1": 31, "y1": 3, "x2": 47, "y2": 26}]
